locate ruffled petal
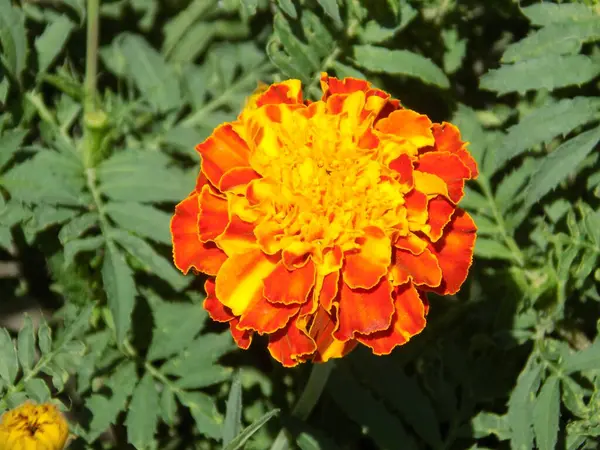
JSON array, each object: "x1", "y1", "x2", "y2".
[
  {"x1": 198, "y1": 185, "x2": 228, "y2": 242},
  {"x1": 390, "y1": 247, "x2": 442, "y2": 288},
  {"x1": 219, "y1": 167, "x2": 261, "y2": 192},
  {"x1": 394, "y1": 233, "x2": 427, "y2": 255},
  {"x1": 357, "y1": 282, "x2": 427, "y2": 355},
  {"x1": 320, "y1": 73, "x2": 371, "y2": 97},
  {"x1": 268, "y1": 318, "x2": 317, "y2": 367},
  {"x1": 417, "y1": 152, "x2": 471, "y2": 203},
  {"x1": 214, "y1": 214, "x2": 257, "y2": 256},
  {"x1": 376, "y1": 109, "x2": 434, "y2": 148},
  {"x1": 319, "y1": 271, "x2": 339, "y2": 312},
  {"x1": 237, "y1": 296, "x2": 299, "y2": 334},
  {"x1": 432, "y1": 123, "x2": 479, "y2": 178},
  {"x1": 424, "y1": 195, "x2": 455, "y2": 242},
  {"x1": 333, "y1": 277, "x2": 395, "y2": 342},
  {"x1": 264, "y1": 259, "x2": 316, "y2": 305},
  {"x1": 389, "y1": 153, "x2": 414, "y2": 187},
  {"x1": 255, "y1": 80, "x2": 303, "y2": 107},
  {"x1": 203, "y1": 279, "x2": 234, "y2": 322},
  {"x1": 196, "y1": 124, "x2": 251, "y2": 189},
  {"x1": 343, "y1": 226, "x2": 392, "y2": 289},
  {"x1": 230, "y1": 318, "x2": 253, "y2": 350},
  {"x1": 215, "y1": 249, "x2": 278, "y2": 315},
  {"x1": 171, "y1": 194, "x2": 227, "y2": 275},
  {"x1": 428, "y1": 208, "x2": 477, "y2": 295},
  {"x1": 309, "y1": 306, "x2": 358, "y2": 362}
]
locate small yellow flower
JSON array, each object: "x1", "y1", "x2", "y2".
[{"x1": 0, "y1": 401, "x2": 69, "y2": 450}]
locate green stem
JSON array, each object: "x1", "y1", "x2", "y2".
[
  {"x1": 269, "y1": 363, "x2": 334, "y2": 450},
  {"x1": 84, "y1": 0, "x2": 100, "y2": 116}
]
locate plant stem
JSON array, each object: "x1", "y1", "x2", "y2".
[
  {"x1": 269, "y1": 362, "x2": 334, "y2": 450},
  {"x1": 84, "y1": 0, "x2": 100, "y2": 116}
]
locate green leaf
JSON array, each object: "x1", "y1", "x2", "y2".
[
  {"x1": 17, "y1": 315, "x2": 35, "y2": 374},
  {"x1": 147, "y1": 296, "x2": 208, "y2": 361},
  {"x1": 223, "y1": 409, "x2": 280, "y2": 450},
  {"x1": 0, "y1": 1, "x2": 27, "y2": 82},
  {"x1": 223, "y1": 372, "x2": 243, "y2": 446},
  {"x1": 442, "y1": 28, "x2": 467, "y2": 74},
  {"x1": 63, "y1": 235, "x2": 104, "y2": 268},
  {"x1": 102, "y1": 243, "x2": 136, "y2": 344},
  {"x1": 0, "y1": 129, "x2": 27, "y2": 171},
  {"x1": 177, "y1": 391, "x2": 223, "y2": 439},
  {"x1": 562, "y1": 340, "x2": 600, "y2": 374},
  {"x1": 471, "y1": 412, "x2": 511, "y2": 440},
  {"x1": 276, "y1": 0, "x2": 297, "y2": 18},
  {"x1": 175, "y1": 365, "x2": 232, "y2": 389},
  {"x1": 37, "y1": 319, "x2": 52, "y2": 355},
  {"x1": 110, "y1": 229, "x2": 187, "y2": 291},
  {"x1": 496, "y1": 97, "x2": 600, "y2": 167},
  {"x1": 160, "y1": 389, "x2": 177, "y2": 426},
  {"x1": 480, "y1": 55, "x2": 600, "y2": 95},
  {"x1": 104, "y1": 202, "x2": 171, "y2": 245},
  {"x1": 502, "y1": 18, "x2": 600, "y2": 63},
  {"x1": 525, "y1": 126, "x2": 600, "y2": 207},
  {"x1": 24, "y1": 378, "x2": 51, "y2": 403},
  {"x1": 118, "y1": 33, "x2": 182, "y2": 112},
  {"x1": 533, "y1": 376, "x2": 560, "y2": 450},
  {"x1": 161, "y1": 332, "x2": 234, "y2": 376},
  {"x1": 522, "y1": 3, "x2": 595, "y2": 27},
  {"x1": 125, "y1": 374, "x2": 160, "y2": 449},
  {"x1": 353, "y1": 45, "x2": 450, "y2": 89},
  {"x1": 35, "y1": 15, "x2": 75, "y2": 73},
  {"x1": 58, "y1": 212, "x2": 99, "y2": 244},
  {"x1": 507, "y1": 359, "x2": 542, "y2": 450},
  {"x1": 474, "y1": 238, "x2": 514, "y2": 261},
  {"x1": 0, "y1": 328, "x2": 18, "y2": 385},
  {"x1": 162, "y1": 0, "x2": 214, "y2": 57},
  {"x1": 316, "y1": 0, "x2": 341, "y2": 24}
]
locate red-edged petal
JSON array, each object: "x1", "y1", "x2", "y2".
[
  {"x1": 309, "y1": 306, "x2": 358, "y2": 363},
  {"x1": 268, "y1": 318, "x2": 317, "y2": 367},
  {"x1": 320, "y1": 73, "x2": 371, "y2": 98},
  {"x1": 230, "y1": 318, "x2": 252, "y2": 350},
  {"x1": 417, "y1": 152, "x2": 471, "y2": 203},
  {"x1": 171, "y1": 194, "x2": 227, "y2": 275},
  {"x1": 390, "y1": 247, "x2": 442, "y2": 288},
  {"x1": 357, "y1": 282, "x2": 427, "y2": 355},
  {"x1": 333, "y1": 277, "x2": 395, "y2": 342},
  {"x1": 376, "y1": 109, "x2": 434, "y2": 148},
  {"x1": 319, "y1": 271, "x2": 339, "y2": 312},
  {"x1": 432, "y1": 123, "x2": 479, "y2": 178},
  {"x1": 215, "y1": 249, "x2": 278, "y2": 315},
  {"x1": 425, "y1": 195, "x2": 455, "y2": 242},
  {"x1": 255, "y1": 80, "x2": 303, "y2": 107},
  {"x1": 405, "y1": 189, "x2": 428, "y2": 227},
  {"x1": 282, "y1": 242, "x2": 314, "y2": 270},
  {"x1": 389, "y1": 153, "x2": 414, "y2": 187},
  {"x1": 203, "y1": 279, "x2": 234, "y2": 322},
  {"x1": 394, "y1": 233, "x2": 427, "y2": 255},
  {"x1": 219, "y1": 167, "x2": 260, "y2": 192},
  {"x1": 215, "y1": 214, "x2": 257, "y2": 256},
  {"x1": 237, "y1": 296, "x2": 299, "y2": 334},
  {"x1": 428, "y1": 208, "x2": 477, "y2": 295},
  {"x1": 264, "y1": 259, "x2": 316, "y2": 305},
  {"x1": 198, "y1": 185, "x2": 228, "y2": 242},
  {"x1": 343, "y1": 226, "x2": 391, "y2": 289},
  {"x1": 196, "y1": 124, "x2": 251, "y2": 189}
]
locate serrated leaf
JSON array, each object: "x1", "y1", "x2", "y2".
[
  {"x1": 17, "y1": 315, "x2": 35, "y2": 374},
  {"x1": 177, "y1": 391, "x2": 223, "y2": 439},
  {"x1": 63, "y1": 235, "x2": 104, "y2": 268},
  {"x1": 276, "y1": 0, "x2": 297, "y2": 18},
  {"x1": 502, "y1": 18, "x2": 600, "y2": 63},
  {"x1": 0, "y1": 129, "x2": 27, "y2": 171},
  {"x1": 147, "y1": 296, "x2": 208, "y2": 361},
  {"x1": 223, "y1": 372, "x2": 243, "y2": 446},
  {"x1": 102, "y1": 243, "x2": 136, "y2": 344},
  {"x1": 525, "y1": 126, "x2": 600, "y2": 207},
  {"x1": 0, "y1": 1, "x2": 27, "y2": 82},
  {"x1": 25, "y1": 205, "x2": 78, "y2": 235},
  {"x1": 495, "y1": 159, "x2": 538, "y2": 212},
  {"x1": 110, "y1": 229, "x2": 187, "y2": 291},
  {"x1": 58, "y1": 212, "x2": 99, "y2": 244},
  {"x1": 522, "y1": 3, "x2": 595, "y2": 27},
  {"x1": 533, "y1": 376, "x2": 560, "y2": 450},
  {"x1": 480, "y1": 54, "x2": 600, "y2": 95},
  {"x1": 125, "y1": 374, "x2": 160, "y2": 449},
  {"x1": 161, "y1": 332, "x2": 234, "y2": 376},
  {"x1": 353, "y1": 45, "x2": 450, "y2": 88},
  {"x1": 118, "y1": 33, "x2": 182, "y2": 112},
  {"x1": 0, "y1": 328, "x2": 18, "y2": 385},
  {"x1": 507, "y1": 360, "x2": 542, "y2": 450},
  {"x1": 24, "y1": 378, "x2": 51, "y2": 403},
  {"x1": 496, "y1": 97, "x2": 600, "y2": 167},
  {"x1": 471, "y1": 412, "x2": 510, "y2": 440},
  {"x1": 562, "y1": 340, "x2": 600, "y2": 374},
  {"x1": 223, "y1": 409, "x2": 280, "y2": 450},
  {"x1": 37, "y1": 319, "x2": 52, "y2": 355},
  {"x1": 35, "y1": 15, "x2": 75, "y2": 73},
  {"x1": 104, "y1": 202, "x2": 171, "y2": 244}
]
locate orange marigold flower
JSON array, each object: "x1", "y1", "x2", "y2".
[
  {"x1": 0, "y1": 401, "x2": 69, "y2": 450},
  {"x1": 171, "y1": 74, "x2": 478, "y2": 367}
]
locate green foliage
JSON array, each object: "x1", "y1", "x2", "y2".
[{"x1": 1, "y1": 0, "x2": 600, "y2": 449}]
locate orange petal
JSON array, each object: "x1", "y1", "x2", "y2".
[
  {"x1": 425, "y1": 195, "x2": 455, "y2": 242},
  {"x1": 333, "y1": 277, "x2": 395, "y2": 342},
  {"x1": 171, "y1": 194, "x2": 227, "y2": 275},
  {"x1": 255, "y1": 80, "x2": 303, "y2": 107},
  {"x1": 282, "y1": 241, "x2": 314, "y2": 270},
  {"x1": 357, "y1": 282, "x2": 426, "y2": 355},
  {"x1": 319, "y1": 271, "x2": 339, "y2": 312},
  {"x1": 255, "y1": 220, "x2": 284, "y2": 255},
  {"x1": 198, "y1": 185, "x2": 228, "y2": 242},
  {"x1": 230, "y1": 318, "x2": 252, "y2": 350},
  {"x1": 196, "y1": 124, "x2": 251, "y2": 189},
  {"x1": 428, "y1": 209, "x2": 477, "y2": 295},
  {"x1": 394, "y1": 233, "x2": 427, "y2": 255},
  {"x1": 405, "y1": 189, "x2": 428, "y2": 228},
  {"x1": 309, "y1": 305, "x2": 357, "y2": 363},
  {"x1": 203, "y1": 279, "x2": 234, "y2": 323},
  {"x1": 390, "y1": 247, "x2": 442, "y2": 288},
  {"x1": 237, "y1": 295, "x2": 299, "y2": 334},
  {"x1": 432, "y1": 123, "x2": 479, "y2": 178},
  {"x1": 417, "y1": 152, "x2": 471, "y2": 203},
  {"x1": 215, "y1": 249, "x2": 278, "y2": 315},
  {"x1": 389, "y1": 153, "x2": 414, "y2": 187},
  {"x1": 376, "y1": 109, "x2": 434, "y2": 148},
  {"x1": 268, "y1": 318, "x2": 317, "y2": 367},
  {"x1": 215, "y1": 214, "x2": 257, "y2": 256},
  {"x1": 320, "y1": 73, "x2": 371, "y2": 98},
  {"x1": 343, "y1": 226, "x2": 392, "y2": 289},
  {"x1": 264, "y1": 259, "x2": 316, "y2": 305},
  {"x1": 219, "y1": 167, "x2": 260, "y2": 192},
  {"x1": 195, "y1": 171, "x2": 209, "y2": 192}
]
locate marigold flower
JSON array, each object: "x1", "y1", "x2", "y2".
[
  {"x1": 0, "y1": 401, "x2": 69, "y2": 450},
  {"x1": 171, "y1": 74, "x2": 478, "y2": 367}
]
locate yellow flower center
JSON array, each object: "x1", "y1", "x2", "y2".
[{"x1": 0, "y1": 402, "x2": 68, "y2": 450}]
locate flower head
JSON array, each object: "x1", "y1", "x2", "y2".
[
  {"x1": 171, "y1": 74, "x2": 478, "y2": 367},
  {"x1": 0, "y1": 401, "x2": 69, "y2": 450}
]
